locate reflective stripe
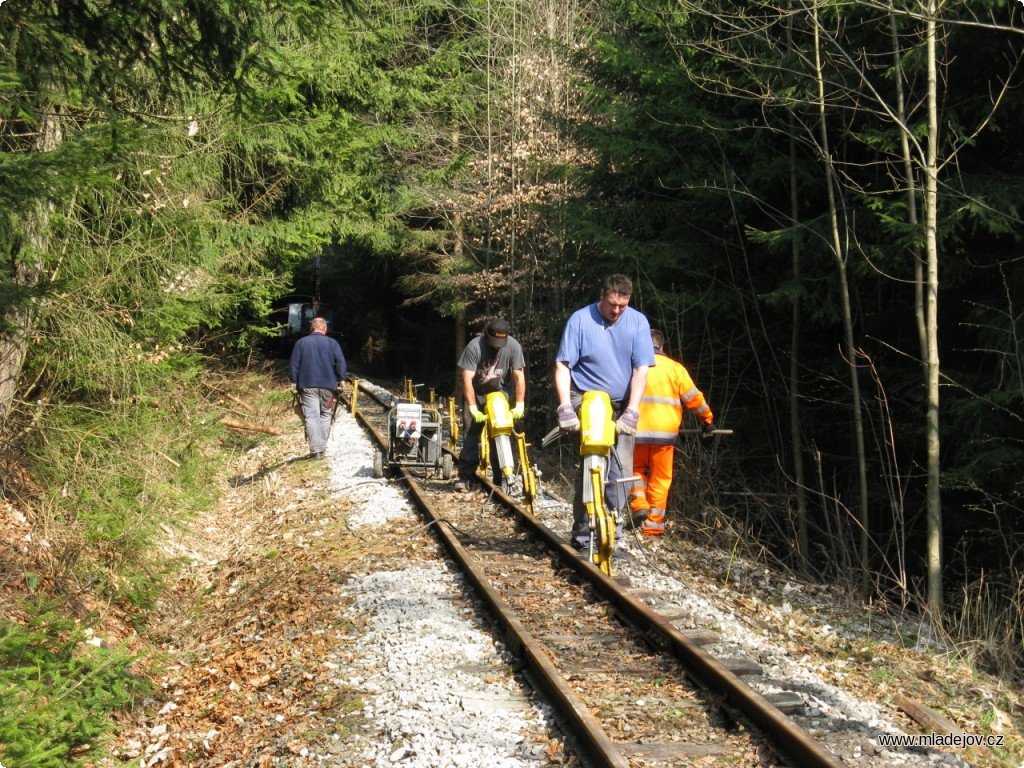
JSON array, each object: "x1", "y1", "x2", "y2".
[
  {"x1": 635, "y1": 430, "x2": 677, "y2": 444},
  {"x1": 641, "y1": 519, "x2": 665, "y2": 535},
  {"x1": 641, "y1": 394, "x2": 683, "y2": 407}
]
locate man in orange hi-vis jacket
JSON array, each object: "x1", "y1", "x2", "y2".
[{"x1": 629, "y1": 329, "x2": 715, "y2": 536}]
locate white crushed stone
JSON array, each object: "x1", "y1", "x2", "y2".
[
  {"x1": 321, "y1": 408, "x2": 554, "y2": 767},
  {"x1": 344, "y1": 567, "x2": 550, "y2": 767}
]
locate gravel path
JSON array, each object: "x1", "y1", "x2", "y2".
[{"x1": 315, "y1": 408, "x2": 560, "y2": 766}]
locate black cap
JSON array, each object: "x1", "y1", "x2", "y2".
[{"x1": 486, "y1": 318, "x2": 510, "y2": 348}]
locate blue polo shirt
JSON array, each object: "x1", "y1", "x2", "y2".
[{"x1": 556, "y1": 303, "x2": 655, "y2": 402}]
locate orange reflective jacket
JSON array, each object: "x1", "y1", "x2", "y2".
[{"x1": 635, "y1": 352, "x2": 713, "y2": 445}]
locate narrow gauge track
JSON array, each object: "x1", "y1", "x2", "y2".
[{"x1": 340, "y1": 377, "x2": 844, "y2": 768}]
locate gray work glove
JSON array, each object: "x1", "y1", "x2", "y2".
[
  {"x1": 616, "y1": 407, "x2": 640, "y2": 436},
  {"x1": 701, "y1": 422, "x2": 716, "y2": 439},
  {"x1": 556, "y1": 403, "x2": 580, "y2": 432}
]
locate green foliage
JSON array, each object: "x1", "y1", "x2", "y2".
[
  {"x1": 0, "y1": 603, "x2": 148, "y2": 768},
  {"x1": 24, "y1": 353, "x2": 222, "y2": 609},
  {"x1": 303, "y1": 0, "x2": 497, "y2": 320},
  {"x1": 2, "y1": 0, "x2": 464, "y2": 638},
  {"x1": 554, "y1": 3, "x2": 745, "y2": 285}
]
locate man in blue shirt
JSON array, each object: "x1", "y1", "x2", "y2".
[
  {"x1": 555, "y1": 274, "x2": 656, "y2": 551},
  {"x1": 289, "y1": 316, "x2": 347, "y2": 459}
]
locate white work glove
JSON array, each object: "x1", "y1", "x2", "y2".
[
  {"x1": 556, "y1": 403, "x2": 580, "y2": 432},
  {"x1": 512, "y1": 402, "x2": 525, "y2": 420}
]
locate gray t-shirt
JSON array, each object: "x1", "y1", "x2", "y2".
[{"x1": 457, "y1": 335, "x2": 525, "y2": 403}]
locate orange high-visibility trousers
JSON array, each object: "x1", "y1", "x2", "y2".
[{"x1": 630, "y1": 443, "x2": 676, "y2": 513}]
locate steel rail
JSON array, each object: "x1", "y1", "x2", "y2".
[
  {"x1": 402, "y1": 466, "x2": 632, "y2": 768},
  {"x1": 342, "y1": 382, "x2": 843, "y2": 768},
  {"x1": 477, "y1": 480, "x2": 845, "y2": 768}
]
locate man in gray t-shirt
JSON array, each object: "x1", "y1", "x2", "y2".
[{"x1": 455, "y1": 318, "x2": 526, "y2": 490}]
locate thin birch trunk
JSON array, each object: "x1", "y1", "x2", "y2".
[
  {"x1": 786, "y1": 9, "x2": 808, "y2": 570},
  {"x1": 812, "y1": 6, "x2": 871, "y2": 594},
  {"x1": 788, "y1": 121, "x2": 809, "y2": 570},
  {"x1": 887, "y1": 6, "x2": 918, "y2": 602},
  {"x1": 924, "y1": 0, "x2": 943, "y2": 619}
]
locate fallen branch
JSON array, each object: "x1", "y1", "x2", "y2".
[
  {"x1": 225, "y1": 393, "x2": 255, "y2": 413},
  {"x1": 893, "y1": 693, "x2": 963, "y2": 735},
  {"x1": 155, "y1": 450, "x2": 180, "y2": 468},
  {"x1": 218, "y1": 417, "x2": 283, "y2": 435},
  {"x1": 893, "y1": 694, "x2": 991, "y2": 758}
]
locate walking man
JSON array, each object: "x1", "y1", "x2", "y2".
[
  {"x1": 554, "y1": 274, "x2": 656, "y2": 551},
  {"x1": 629, "y1": 329, "x2": 715, "y2": 535},
  {"x1": 289, "y1": 316, "x2": 347, "y2": 459}
]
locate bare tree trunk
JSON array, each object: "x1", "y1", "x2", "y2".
[
  {"x1": 788, "y1": 119, "x2": 809, "y2": 570},
  {"x1": 813, "y1": 7, "x2": 871, "y2": 594},
  {"x1": 454, "y1": 208, "x2": 467, "y2": 408},
  {"x1": 0, "y1": 106, "x2": 62, "y2": 427},
  {"x1": 924, "y1": 0, "x2": 943, "y2": 620},
  {"x1": 0, "y1": 277, "x2": 31, "y2": 426},
  {"x1": 888, "y1": 13, "x2": 927, "y2": 375},
  {"x1": 888, "y1": 7, "x2": 918, "y2": 602},
  {"x1": 785, "y1": 10, "x2": 808, "y2": 570}
]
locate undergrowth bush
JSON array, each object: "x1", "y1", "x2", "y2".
[
  {"x1": 0, "y1": 601, "x2": 149, "y2": 767},
  {"x1": 0, "y1": 355, "x2": 282, "y2": 765},
  {"x1": 26, "y1": 355, "x2": 223, "y2": 611},
  {"x1": 950, "y1": 568, "x2": 1024, "y2": 684}
]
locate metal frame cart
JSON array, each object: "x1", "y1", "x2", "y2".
[{"x1": 372, "y1": 382, "x2": 454, "y2": 481}]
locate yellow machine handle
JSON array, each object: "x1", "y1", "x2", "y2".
[
  {"x1": 579, "y1": 390, "x2": 615, "y2": 456},
  {"x1": 517, "y1": 435, "x2": 538, "y2": 515},
  {"x1": 484, "y1": 391, "x2": 515, "y2": 436},
  {"x1": 478, "y1": 419, "x2": 491, "y2": 474},
  {"x1": 350, "y1": 379, "x2": 360, "y2": 415},
  {"x1": 447, "y1": 396, "x2": 460, "y2": 450}
]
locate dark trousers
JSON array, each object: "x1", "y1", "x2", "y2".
[{"x1": 458, "y1": 413, "x2": 503, "y2": 484}]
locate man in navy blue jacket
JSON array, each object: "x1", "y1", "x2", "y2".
[{"x1": 289, "y1": 316, "x2": 347, "y2": 459}]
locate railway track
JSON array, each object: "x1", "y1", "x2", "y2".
[{"x1": 338, "y1": 376, "x2": 844, "y2": 768}]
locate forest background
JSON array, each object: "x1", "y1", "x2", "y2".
[{"x1": 1, "y1": 0, "x2": 1023, "y2": 764}]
